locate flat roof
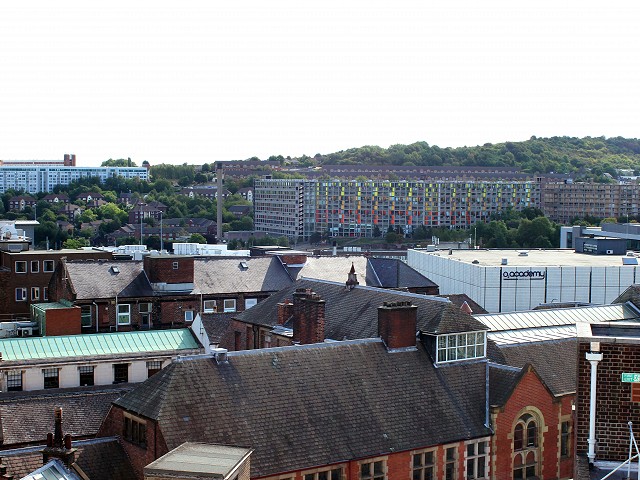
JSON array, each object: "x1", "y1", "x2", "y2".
[
  {"x1": 412, "y1": 248, "x2": 639, "y2": 267},
  {"x1": 2, "y1": 248, "x2": 110, "y2": 256},
  {"x1": 144, "y1": 443, "x2": 252, "y2": 479},
  {"x1": 0, "y1": 329, "x2": 200, "y2": 362}
]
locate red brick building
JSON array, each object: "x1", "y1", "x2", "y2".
[
  {"x1": 0, "y1": 246, "x2": 112, "y2": 319},
  {"x1": 99, "y1": 291, "x2": 576, "y2": 480}
]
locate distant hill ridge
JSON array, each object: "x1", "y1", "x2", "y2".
[{"x1": 311, "y1": 136, "x2": 640, "y2": 177}]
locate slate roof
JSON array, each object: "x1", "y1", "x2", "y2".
[
  {"x1": 193, "y1": 257, "x2": 292, "y2": 294},
  {"x1": 114, "y1": 340, "x2": 490, "y2": 477},
  {"x1": 489, "y1": 364, "x2": 523, "y2": 407},
  {"x1": 489, "y1": 339, "x2": 577, "y2": 396},
  {"x1": 65, "y1": 261, "x2": 153, "y2": 299},
  {"x1": 236, "y1": 279, "x2": 487, "y2": 339},
  {"x1": 65, "y1": 257, "x2": 292, "y2": 299},
  {"x1": 0, "y1": 385, "x2": 132, "y2": 447},
  {"x1": 438, "y1": 294, "x2": 488, "y2": 314},
  {"x1": 367, "y1": 257, "x2": 437, "y2": 289},
  {"x1": 613, "y1": 285, "x2": 640, "y2": 310},
  {"x1": 1, "y1": 438, "x2": 136, "y2": 480},
  {"x1": 201, "y1": 313, "x2": 235, "y2": 344}
]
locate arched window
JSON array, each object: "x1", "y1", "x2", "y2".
[{"x1": 513, "y1": 413, "x2": 539, "y2": 480}]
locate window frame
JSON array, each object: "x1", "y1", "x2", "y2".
[
  {"x1": 359, "y1": 457, "x2": 387, "y2": 480},
  {"x1": 444, "y1": 445, "x2": 457, "y2": 480},
  {"x1": 411, "y1": 448, "x2": 436, "y2": 480},
  {"x1": 465, "y1": 438, "x2": 489, "y2": 480},
  {"x1": 147, "y1": 360, "x2": 163, "y2": 378},
  {"x1": 223, "y1": 298, "x2": 236, "y2": 313},
  {"x1": 43, "y1": 260, "x2": 55, "y2": 272},
  {"x1": 436, "y1": 331, "x2": 486, "y2": 364},
  {"x1": 245, "y1": 298, "x2": 258, "y2": 309},
  {"x1": 113, "y1": 363, "x2": 129, "y2": 384},
  {"x1": 123, "y1": 413, "x2": 147, "y2": 448},
  {"x1": 560, "y1": 420, "x2": 571, "y2": 458},
  {"x1": 203, "y1": 300, "x2": 217, "y2": 313},
  {"x1": 78, "y1": 365, "x2": 95, "y2": 386},
  {"x1": 81, "y1": 305, "x2": 92, "y2": 328},
  {"x1": 513, "y1": 413, "x2": 540, "y2": 480},
  {"x1": 43, "y1": 368, "x2": 60, "y2": 389},
  {"x1": 43, "y1": 287, "x2": 49, "y2": 301},
  {"x1": 184, "y1": 310, "x2": 194, "y2": 322},
  {"x1": 302, "y1": 466, "x2": 344, "y2": 480},
  {"x1": 14, "y1": 261, "x2": 27, "y2": 273},
  {"x1": 30, "y1": 287, "x2": 40, "y2": 301},
  {"x1": 139, "y1": 302, "x2": 152, "y2": 313},
  {"x1": 6, "y1": 370, "x2": 23, "y2": 391},
  {"x1": 30, "y1": 260, "x2": 39, "y2": 273},
  {"x1": 117, "y1": 304, "x2": 131, "y2": 325},
  {"x1": 15, "y1": 287, "x2": 27, "y2": 302}
]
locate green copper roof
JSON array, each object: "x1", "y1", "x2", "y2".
[{"x1": 0, "y1": 329, "x2": 200, "y2": 362}]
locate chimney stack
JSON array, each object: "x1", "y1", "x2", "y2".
[
  {"x1": 292, "y1": 288, "x2": 325, "y2": 345},
  {"x1": 276, "y1": 299, "x2": 294, "y2": 325},
  {"x1": 41, "y1": 408, "x2": 77, "y2": 467},
  {"x1": 378, "y1": 301, "x2": 418, "y2": 351}
]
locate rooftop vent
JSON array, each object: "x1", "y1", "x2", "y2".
[
  {"x1": 501, "y1": 258, "x2": 508, "y2": 265},
  {"x1": 239, "y1": 261, "x2": 248, "y2": 270},
  {"x1": 518, "y1": 251, "x2": 529, "y2": 256},
  {"x1": 110, "y1": 266, "x2": 120, "y2": 274},
  {"x1": 472, "y1": 259, "x2": 479, "y2": 264},
  {"x1": 212, "y1": 347, "x2": 228, "y2": 364}
]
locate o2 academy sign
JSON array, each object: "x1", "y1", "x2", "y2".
[{"x1": 502, "y1": 269, "x2": 546, "y2": 280}]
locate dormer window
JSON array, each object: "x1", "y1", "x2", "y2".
[{"x1": 436, "y1": 331, "x2": 486, "y2": 363}]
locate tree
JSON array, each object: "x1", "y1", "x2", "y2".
[
  {"x1": 372, "y1": 225, "x2": 382, "y2": 238},
  {"x1": 144, "y1": 235, "x2": 162, "y2": 250},
  {"x1": 63, "y1": 238, "x2": 88, "y2": 249},
  {"x1": 102, "y1": 158, "x2": 138, "y2": 167},
  {"x1": 309, "y1": 232, "x2": 322, "y2": 244},
  {"x1": 189, "y1": 233, "x2": 207, "y2": 244},
  {"x1": 385, "y1": 231, "x2": 399, "y2": 244}
]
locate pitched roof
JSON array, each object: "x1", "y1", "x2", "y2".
[
  {"x1": 114, "y1": 340, "x2": 490, "y2": 477},
  {"x1": 0, "y1": 329, "x2": 200, "y2": 363},
  {"x1": 0, "y1": 385, "x2": 132, "y2": 447},
  {"x1": 65, "y1": 261, "x2": 154, "y2": 299},
  {"x1": 367, "y1": 258, "x2": 437, "y2": 289},
  {"x1": 193, "y1": 257, "x2": 292, "y2": 294},
  {"x1": 489, "y1": 339, "x2": 577, "y2": 396},
  {"x1": 489, "y1": 364, "x2": 523, "y2": 407},
  {"x1": 1, "y1": 438, "x2": 136, "y2": 480},
  {"x1": 236, "y1": 279, "x2": 487, "y2": 339},
  {"x1": 65, "y1": 257, "x2": 291, "y2": 299},
  {"x1": 438, "y1": 294, "x2": 488, "y2": 314}
]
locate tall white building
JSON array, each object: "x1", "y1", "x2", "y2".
[
  {"x1": 407, "y1": 248, "x2": 640, "y2": 313},
  {"x1": 0, "y1": 165, "x2": 149, "y2": 194}
]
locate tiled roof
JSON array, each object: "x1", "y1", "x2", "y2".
[
  {"x1": 0, "y1": 329, "x2": 200, "y2": 362},
  {"x1": 237, "y1": 279, "x2": 487, "y2": 339},
  {"x1": 65, "y1": 257, "x2": 291, "y2": 298},
  {"x1": 489, "y1": 339, "x2": 577, "y2": 396},
  {"x1": 65, "y1": 261, "x2": 154, "y2": 299},
  {"x1": 114, "y1": 340, "x2": 490, "y2": 477},
  {"x1": 193, "y1": 257, "x2": 292, "y2": 294},
  {"x1": 0, "y1": 385, "x2": 132, "y2": 447},
  {"x1": 489, "y1": 364, "x2": 523, "y2": 407},
  {"x1": 367, "y1": 258, "x2": 437, "y2": 289},
  {"x1": 1, "y1": 438, "x2": 136, "y2": 480},
  {"x1": 201, "y1": 313, "x2": 235, "y2": 344},
  {"x1": 438, "y1": 294, "x2": 488, "y2": 314}
]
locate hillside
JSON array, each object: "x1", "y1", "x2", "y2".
[{"x1": 312, "y1": 136, "x2": 640, "y2": 177}]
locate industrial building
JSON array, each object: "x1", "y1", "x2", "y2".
[{"x1": 407, "y1": 248, "x2": 640, "y2": 313}]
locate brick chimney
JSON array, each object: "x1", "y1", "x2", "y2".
[
  {"x1": 276, "y1": 299, "x2": 294, "y2": 325},
  {"x1": 41, "y1": 408, "x2": 76, "y2": 468},
  {"x1": 292, "y1": 288, "x2": 325, "y2": 344},
  {"x1": 378, "y1": 301, "x2": 418, "y2": 351}
]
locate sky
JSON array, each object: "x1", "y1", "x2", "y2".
[{"x1": 1, "y1": 2, "x2": 639, "y2": 167}]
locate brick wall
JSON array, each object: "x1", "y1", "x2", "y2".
[
  {"x1": 491, "y1": 367, "x2": 574, "y2": 480},
  {"x1": 143, "y1": 256, "x2": 194, "y2": 285},
  {"x1": 44, "y1": 306, "x2": 81, "y2": 336},
  {"x1": 576, "y1": 340, "x2": 640, "y2": 461},
  {"x1": 98, "y1": 406, "x2": 168, "y2": 480}
]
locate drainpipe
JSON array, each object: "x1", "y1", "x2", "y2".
[
  {"x1": 93, "y1": 301, "x2": 99, "y2": 333},
  {"x1": 586, "y1": 346, "x2": 603, "y2": 464}
]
